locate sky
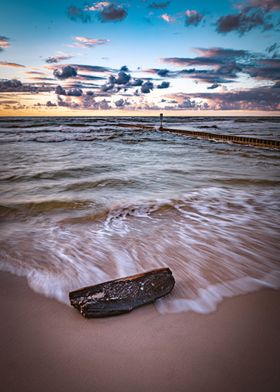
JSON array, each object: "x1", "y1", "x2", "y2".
[{"x1": 0, "y1": 0, "x2": 280, "y2": 116}]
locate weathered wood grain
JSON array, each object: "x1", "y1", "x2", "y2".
[{"x1": 69, "y1": 268, "x2": 175, "y2": 318}]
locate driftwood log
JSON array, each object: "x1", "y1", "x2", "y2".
[{"x1": 69, "y1": 267, "x2": 175, "y2": 318}]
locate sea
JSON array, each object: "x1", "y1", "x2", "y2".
[{"x1": 0, "y1": 116, "x2": 279, "y2": 314}]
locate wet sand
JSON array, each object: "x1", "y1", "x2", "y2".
[{"x1": 1, "y1": 271, "x2": 280, "y2": 392}]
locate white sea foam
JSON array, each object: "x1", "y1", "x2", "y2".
[
  {"x1": 156, "y1": 271, "x2": 280, "y2": 314},
  {"x1": 1, "y1": 116, "x2": 279, "y2": 314},
  {"x1": 0, "y1": 187, "x2": 279, "y2": 314}
]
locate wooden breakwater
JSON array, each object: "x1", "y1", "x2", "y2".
[{"x1": 116, "y1": 123, "x2": 280, "y2": 149}]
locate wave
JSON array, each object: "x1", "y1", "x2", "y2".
[
  {"x1": 0, "y1": 187, "x2": 279, "y2": 315},
  {"x1": 0, "y1": 199, "x2": 94, "y2": 220},
  {"x1": 156, "y1": 270, "x2": 280, "y2": 314},
  {"x1": 198, "y1": 125, "x2": 219, "y2": 129},
  {"x1": 64, "y1": 177, "x2": 141, "y2": 192},
  {"x1": 214, "y1": 178, "x2": 280, "y2": 186}
]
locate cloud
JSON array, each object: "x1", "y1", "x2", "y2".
[
  {"x1": 161, "y1": 13, "x2": 176, "y2": 23},
  {"x1": 189, "y1": 85, "x2": 280, "y2": 111},
  {"x1": 77, "y1": 74, "x2": 106, "y2": 81},
  {"x1": 249, "y1": 0, "x2": 280, "y2": 11},
  {"x1": 115, "y1": 98, "x2": 130, "y2": 107},
  {"x1": 194, "y1": 47, "x2": 249, "y2": 58},
  {"x1": 46, "y1": 101, "x2": 57, "y2": 107},
  {"x1": 67, "y1": 88, "x2": 83, "y2": 96},
  {"x1": 55, "y1": 85, "x2": 66, "y2": 95},
  {"x1": 130, "y1": 78, "x2": 144, "y2": 86},
  {"x1": 0, "y1": 79, "x2": 53, "y2": 92},
  {"x1": 216, "y1": 0, "x2": 279, "y2": 35},
  {"x1": 157, "y1": 81, "x2": 170, "y2": 89},
  {"x1": 0, "y1": 36, "x2": 9, "y2": 51},
  {"x1": 85, "y1": 2, "x2": 110, "y2": 11},
  {"x1": 244, "y1": 58, "x2": 280, "y2": 80},
  {"x1": 216, "y1": 11, "x2": 271, "y2": 34},
  {"x1": 53, "y1": 65, "x2": 77, "y2": 80},
  {"x1": 72, "y1": 36, "x2": 109, "y2": 48},
  {"x1": 0, "y1": 61, "x2": 25, "y2": 68},
  {"x1": 185, "y1": 10, "x2": 204, "y2": 26},
  {"x1": 166, "y1": 93, "x2": 208, "y2": 109},
  {"x1": 58, "y1": 94, "x2": 113, "y2": 110},
  {"x1": 266, "y1": 42, "x2": 280, "y2": 57},
  {"x1": 149, "y1": 2, "x2": 170, "y2": 9},
  {"x1": 97, "y1": 4, "x2": 127, "y2": 22},
  {"x1": 162, "y1": 47, "x2": 254, "y2": 85},
  {"x1": 46, "y1": 54, "x2": 73, "y2": 63},
  {"x1": 67, "y1": 6, "x2": 91, "y2": 23},
  {"x1": 100, "y1": 70, "x2": 131, "y2": 92},
  {"x1": 177, "y1": 97, "x2": 202, "y2": 109},
  {"x1": 141, "y1": 81, "x2": 154, "y2": 93},
  {"x1": 147, "y1": 68, "x2": 171, "y2": 77},
  {"x1": 115, "y1": 71, "x2": 131, "y2": 84},
  {"x1": 207, "y1": 83, "x2": 221, "y2": 90},
  {"x1": 71, "y1": 64, "x2": 112, "y2": 73}
]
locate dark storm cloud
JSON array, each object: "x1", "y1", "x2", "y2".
[
  {"x1": 53, "y1": 65, "x2": 77, "y2": 80},
  {"x1": 148, "y1": 2, "x2": 170, "y2": 9},
  {"x1": 185, "y1": 10, "x2": 204, "y2": 26},
  {"x1": 98, "y1": 4, "x2": 127, "y2": 22},
  {"x1": 216, "y1": 0, "x2": 280, "y2": 35},
  {"x1": 67, "y1": 6, "x2": 91, "y2": 23},
  {"x1": 157, "y1": 81, "x2": 170, "y2": 89}
]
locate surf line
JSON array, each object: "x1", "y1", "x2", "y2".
[{"x1": 117, "y1": 115, "x2": 280, "y2": 149}]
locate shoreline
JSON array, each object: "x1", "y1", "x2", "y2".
[{"x1": 1, "y1": 270, "x2": 280, "y2": 392}]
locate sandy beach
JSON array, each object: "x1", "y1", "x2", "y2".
[{"x1": 1, "y1": 271, "x2": 279, "y2": 392}]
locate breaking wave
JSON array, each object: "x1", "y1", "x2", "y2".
[{"x1": 0, "y1": 188, "x2": 279, "y2": 314}]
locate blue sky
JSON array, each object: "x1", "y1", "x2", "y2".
[{"x1": 0, "y1": 0, "x2": 279, "y2": 115}]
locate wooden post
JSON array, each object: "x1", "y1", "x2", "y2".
[{"x1": 160, "y1": 113, "x2": 163, "y2": 130}]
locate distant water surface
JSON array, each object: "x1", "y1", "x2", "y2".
[{"x1": 0, "y1": 116, "x2": 279, "y2": 314}]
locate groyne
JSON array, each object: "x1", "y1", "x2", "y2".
[{"x1": 116, "y1": 121, "x2": 280, "y2": 149}]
